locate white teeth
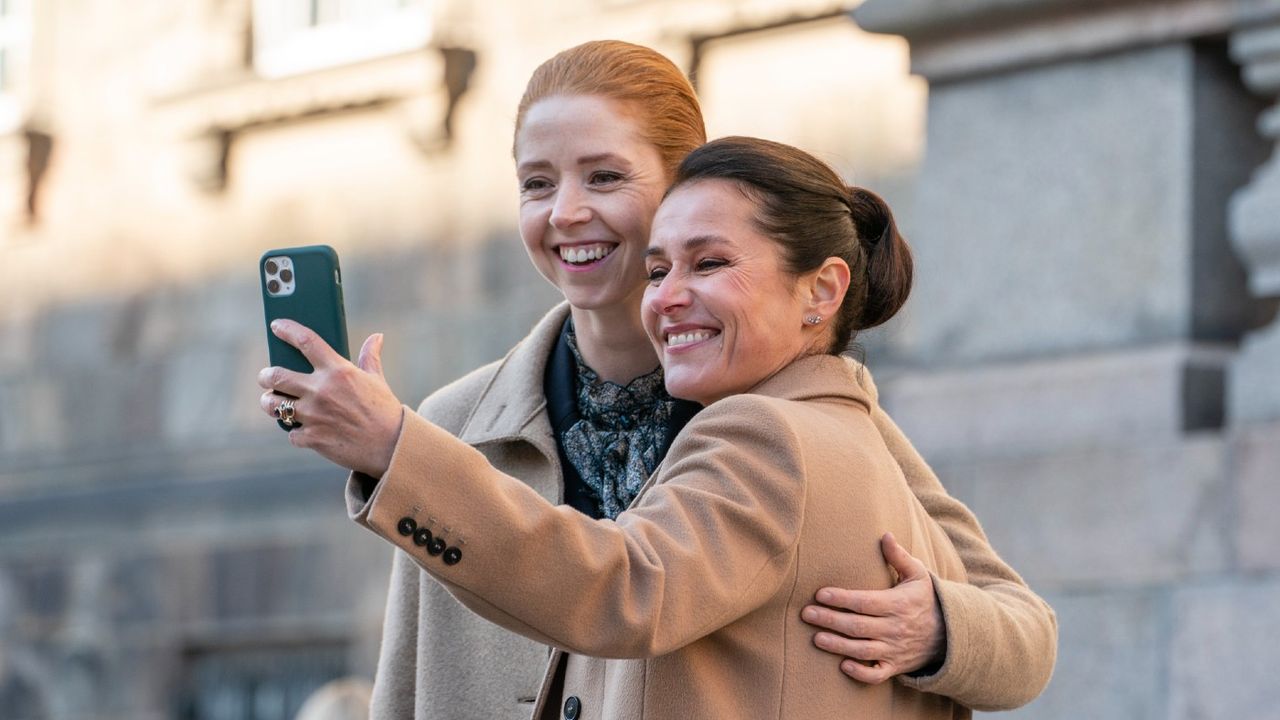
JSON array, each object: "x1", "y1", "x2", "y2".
[
  {"x1": 559, "y1": 245, "x2": 614, "y2": 264},
  {"x1": 667, "y1": 330, "x2": 716, "y2": 347}
]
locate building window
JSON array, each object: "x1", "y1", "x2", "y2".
[
  {"x1": 0, "y1": 0, "x2": 32, "y2": 132},
  {"x1": 252, "y1": 0, "x2": 434, "y2": 79},
  {"x1": 177, "y1": 641, "x2": 349, "y2": 720}
]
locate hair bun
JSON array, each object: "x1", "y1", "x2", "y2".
[{"x1": 846, "y1": 186, "x2": 891, "y2": 250}]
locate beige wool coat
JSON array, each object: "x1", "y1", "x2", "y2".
[{"x1": 347, "y1": 304, "x2": 1057, "y2": 719}]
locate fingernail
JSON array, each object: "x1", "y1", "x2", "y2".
[
  {"x1": 817, "y1": 589, "x2": 832, "y2": 603},
  {"x1": 271, "y1": 320, "x2": 281, "y2": 331},
  {"x1": 802, "y1": 607, "x2": 817, "y2": 622}
]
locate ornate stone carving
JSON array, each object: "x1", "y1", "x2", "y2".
[
  {"x1": 1228, "y1": 0, "x2": 1280, "y2": 422},
  {"x1": 1230, "y1": 6, "x2": 1280, "y2": 298}
]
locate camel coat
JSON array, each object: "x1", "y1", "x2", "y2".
[{"x1": 347, "y1": 304, "x2": 1057, "y2": 719}]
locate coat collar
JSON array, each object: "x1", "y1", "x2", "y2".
[
  {"x1": 743, "y1": 353, "x2": 874, "y2": 413},
  {"x1": 455, "y1": 308, "x2": 878, "y2": 440},
  {"x1": 455, "y1": 302, "x2": 570, "y2": 446}
]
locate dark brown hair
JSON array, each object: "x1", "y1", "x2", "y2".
[
  {"x1": 514, "y1": 40, "x2": 706, "y2": 179},
  {"x1": 668, "y1": 136, "x2": 913, "y2": 353}
]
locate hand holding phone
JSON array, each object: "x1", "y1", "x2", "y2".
[{"x1": 256, "y1": 247, "x2": 403, "y2": 474}]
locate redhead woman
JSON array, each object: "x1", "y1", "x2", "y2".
[{"x1": 257, "y1": 41, "x2": 1055, "y2": 719}]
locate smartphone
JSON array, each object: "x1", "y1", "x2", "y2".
[{"x1": 260, "y1": 245, "x2": 350, "y2": 374}]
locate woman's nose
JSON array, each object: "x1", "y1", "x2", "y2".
[
  {"x1": 549, "y1": 184, "x2": 591, "y2": 229},
  {"x1": 646, "y1": 274, "x2": 691, "y2": 316}
]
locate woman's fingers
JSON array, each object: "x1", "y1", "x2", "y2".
[
  {"x1": 813, "y1": 585, "x2": 892, "y2": 617},
  {"x1": 813, "y1": 633, "x2": 889, "y2": 663},
  {"x1": 840, "y1": 658, "x2": 897, "y2": 685},
  {"x1": 260, "y1": 391, "x2": 284, "y2": 417},
  {"x1": 271, "y1": 318, "x2": 344, "y2": 370},
  {"x1": 257, "y1": 365, "x2": 309, "y2": 396},
  {"x1": 357, "y1": 333, "x2": 386, "y2": 376},
  {"x1": 256, "y1": 323, "x2": 402, "y2": 477},
  {"x1": 801, "y1": 604, "x2": 892, "y2": 641},
  {"x1": 880, "y1": 532, "x2": 930, "y2": 583},
  {"x1": 801, "y1": 537, "x2": 947, "y2": 680}
]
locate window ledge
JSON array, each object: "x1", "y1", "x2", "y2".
[
  {"x1": 157, "y1": 48, "x2": 446, "y2": 134},
  {"x1": 154, "y1": 47, "x2": 473, "y2": 192}
]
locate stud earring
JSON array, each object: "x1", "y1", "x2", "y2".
[{"x1": 804, "y1": 315, "x2": 823, "y2": 326}]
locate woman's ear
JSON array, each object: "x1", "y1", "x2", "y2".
[{"x1": 805, "y1": 257, "x2": 850, "y2": 321}]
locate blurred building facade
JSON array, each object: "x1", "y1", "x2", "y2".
[
  {"x1": 0, "y1": 1, "x2": 922, "y2": 718},
  {"x1": 0, "y1": 0, "x2": 1276, "y2": 718}
]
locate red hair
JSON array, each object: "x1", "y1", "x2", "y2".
[{"x1": 514, "y1": 40, "x2": 706, "y2": 179}]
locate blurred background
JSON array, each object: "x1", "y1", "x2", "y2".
[{"x1": 0, "y1": 0, "x2": 1278, "y2": 718}]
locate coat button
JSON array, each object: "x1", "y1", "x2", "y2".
[
  {"x1": 427, "y1": 537, "x2": 446, "y2": 556},
  {"x1": 563, "y1": 696, "x2": 580, "y2": 720},
  {"x1": 413, "y1": 527, "x2": 432, "y2": 547},
  {"x1": 442, "y1": 546, "x2": 462, "y2": 565},
  {"x1": 396, "y1": 517, "x2": 416, "y2": 536}
]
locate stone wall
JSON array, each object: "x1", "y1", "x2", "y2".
[
  {"x1": 857, "y1": 0, "x2": 1280, "y2": 717},
  {"x1": 0, "y1": 1, "x2": 930, "y2": 718},
  {"x1": 6, "y1": 0, "x2": 1275, "y2": 715}
]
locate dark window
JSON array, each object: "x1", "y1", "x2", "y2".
[{"x1": 176, "y1": 641, "x2": 348, "y2": 720}]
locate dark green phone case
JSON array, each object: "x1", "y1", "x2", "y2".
[{"x1": 260, "y1": 245, "x2": 350, "y2": 374}]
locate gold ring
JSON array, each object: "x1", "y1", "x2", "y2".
[{"x1": 276, "y1": 399, "x2": 297, "y2": 428}]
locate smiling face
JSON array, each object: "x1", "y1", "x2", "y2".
[
  {"x1": 643, "y1": 179, "x2": 823, "y2": 405},
  {"x1": 515, "y1": 94, "x2": 669, "y2": 312}
]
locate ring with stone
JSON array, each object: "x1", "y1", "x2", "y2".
[{"x1": 276, "y1": 398, "x2": 298, "y2": 431}]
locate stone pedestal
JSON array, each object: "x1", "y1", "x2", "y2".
[
  {"x1": 857, "y1": 0, "x2": 1262, "y2": 438},
  {"x1": 855, "y1": 1, "x2": 1280, "y2": 717}
]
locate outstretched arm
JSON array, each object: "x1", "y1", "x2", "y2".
[{"x1": 352, "y1": 396, "x2": 806, "y2": 659}]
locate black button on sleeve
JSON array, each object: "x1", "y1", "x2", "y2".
[
  {"x1": 563, "y1": 695, "x2": 580, "y2": 720},
  {"x1": 427, "y1": 537, "x2": 446, "y2": 556},
  {"x1": 396, "y1": 517, "x2": 416, "y2": 536},
  {"x1": 442, "y1": 546, "x2": 462, "y2": 565},
  {"x1": 413, "y1": 527, "x2": 432, "y2": 547}
]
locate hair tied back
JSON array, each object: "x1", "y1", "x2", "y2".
[{"x1": 846, "y1": 185, "x2": 892, "y2": 250}]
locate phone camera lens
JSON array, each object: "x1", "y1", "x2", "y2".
[
  {"x1": 280, "y1": 268, "x2": 293, "y2": 283},
  {"x1": 266, "y1": 260, "x2": 279, "y2": 274},
  {"x1": 268, "y1": 279, "x2": 281, "y2": 294}
]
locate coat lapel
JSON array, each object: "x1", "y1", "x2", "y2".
[{"x1": 456, "y1": 303, "x2": 570, "y2": 451}]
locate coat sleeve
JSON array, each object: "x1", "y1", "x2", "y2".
[
  {"x1": 353, "y1": 396, "x2": 806, "y2": 659},
  {"x1": 864, "y1": 386, "x2": 1058, "y2": 710}
]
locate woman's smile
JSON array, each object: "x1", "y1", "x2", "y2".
[
  {"x1": 661, "y1": 325, "x2": 720, "y2": 351},
  {"x1": 557, "y1": 242, "x2": 619, "y2": 270}
]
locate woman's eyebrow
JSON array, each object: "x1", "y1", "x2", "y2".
[
  {"x1": 576, "y1": 152, "x2": 630, "y2": 167},
  {"x1": 516, "y1": 159, "x2": 551, "y2": 175},
  {"x1": 517, "y1": 153, "x2": 630, "y2": 175},
  {"x1": 645, "y1": 235, "x2": 726, "y2": 258}
]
